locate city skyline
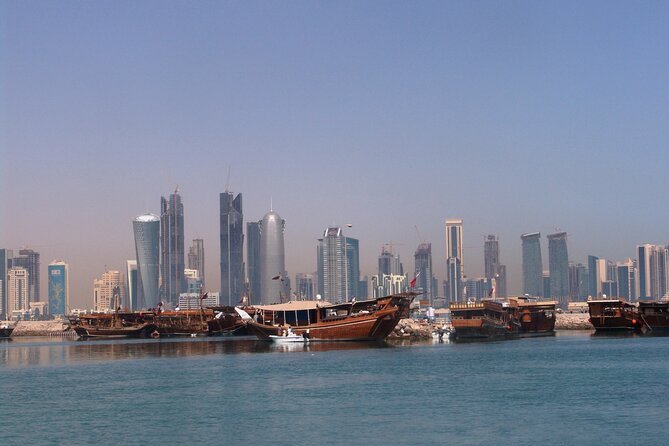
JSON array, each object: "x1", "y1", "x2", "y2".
[{"x1": 3, "y1": 2, "x2": 669, "y2": 307}]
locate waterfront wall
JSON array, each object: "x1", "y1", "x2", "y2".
[
  {"x1": 9, "y1": 321, "x2": 73, "y2": 336},
  {"x1": 555, "y1": 313, "x2": 592, "y2": 330}
]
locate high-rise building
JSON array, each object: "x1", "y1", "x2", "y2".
[
  {"x1": 295, "y1": 273, "x2": 316, "y2": 300},
  {"x1": 48, "y1": 261, "x2": 69, "y2": 316},
  {"x1": 617, "y1": 260, "x2": 636, "y2": 301},
  {"x1": 483, "y1": 235, "x2": 507, "y2": 298},
  {"x1": 638, "y1": 244, "x2": 669, "y2": 300},
  {"x1": 126, "y1": 260, "x2": 138, "y2": 310},
  {"x1": 637, "y1": 244, "x2": 653, "y2": 299},
  {"x1": 317, "y1": 227, "x2": 360, "y2": 303},
  {"x1": 445, "y1": 219, "x2": 464, "y2": 302},
  {"x1": 414, "y1": 243, "x2": 434, "y2": 303},
  {"x1": 8, "y1": 267, "x2": 28, "y2": 313},
  {"x1": 259, "y1": 211, "x2": 288, "y2": 305},
  {"x1": 133, "y1": 213, "x2": 161, "y2": 309},
  {"x1": 93, "y1": 270, "x2": 121, "y2": 312},
  {"x1": 587, "y1": 255, "x2": 599, "y2": 298},
  {"x1": 161, "y1": 191, "x2": 185, "y2": 306},
  {"x1": 220, "y1": 192, "x2": 244, "y2": 306},
  {"x1": 378, "y1": 246, "x2": 403, "y2": 277},
  {"x1": 521, "y1": 233, "x2": 543, "y2": 297},
  {"x1": 12, "y1": 249, "x2": 40, "y2": 304},
  {"x1": 246, "y1": 221, "x2": 261, "y2": 305},
  {"x1": 548, "y1": 232, "x2": 569, "y2": 305},
  {"x1": 0, "y1": 248, "x2": 13, "y2": 318},
  {"x1": 187, "y1": 239, "x2": 205, "y2": 288},
  {"x1": 569, "y1": 262, "x2": 587, "y2": 301}
]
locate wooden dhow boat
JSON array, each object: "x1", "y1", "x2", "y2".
[
  {"x1": 240, "y1": 292, "x2": 418, "y2": 342},
  {"x1": 449, "y1": 300, "x2": 520, "y2": 341},
  {"x1": 70, "y1": 312, "x2": 158, "y2": 338},
  {"x1": 637, "y1": 301, "x2": 669, "y2": 334},
  {"x1": 587, "y1": 299, "x2": 639, "y2": 332},
  {"x1": 506, "y1": 297, "x2": 557, "y2": 337}
]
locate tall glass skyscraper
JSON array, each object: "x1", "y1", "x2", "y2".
[
  {"x1": 161, "y1": 191, "x2": 185, "y2": 306},
  {"x1": 548, "y1": 232, "x2": 569, "y2": 304},
  {"x1": 317, "y1": 227, "x2": 360, "y2": 303},
  {"x1": 12, "y1": 249, "x2": 40, "y2": 304},
  {"x1": 133, "y1": 214, "x2": 160, "y2": 309},
  {"x1": 0, "y1": 248, "x2": 13, "y2": 318},
  {"x1": 378, "y1": 247, "x2": 403, "y2": 277},
  {"x1": 48, "y1": 260, "x2": 68, "y2": 316},
  {"x1": 445, "y1": 220, "x2": 464, "y2": 302},
  {"x1": 414, "y1": 243, "x2": 434, "y2": 303},
  {"x1": 295, "y1": 273, "x2": 316, "y2": 300},
  {"x1": 220, "y1": 192, "x2": 244, "y2": 306},
  {"x1": 259, "y1": 210, "x2": 287, "y2": 305},
  {"x1": 126, "y1": 260, "x2": 138, "y2": 310},
  {"x1": 246, "y1": 221, "x2": 261, "y2": 305},
  {"x1": 521, "y1": 233, "x2": 543, "y2": 297},
  {"x1": 187, "y1": 239, "x2": 205, "y2": 288},
  {"x1": 483, "y1": 235, "x2": 506, "y2": 298}
]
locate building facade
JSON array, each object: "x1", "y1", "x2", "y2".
[
  {"x1": 246, "y1": 221, "x2": 261, "y2": 305},
  {"x1": 414, "y1": 243, "x2": 434, "y2": 303},
  {"x1": 521, "y1": 233, "x2": 543, "y2": 297},
  {"x1": 317, "y1": 227, "x2": 360, "y2": 303},
  {"x1": 295, "y1": 273, "x2": 316, "y2": 300},
  {"x1": 483, "y1": 235, "x2": 507, "y2": 298},
  {"x1": 445, "y1": 219, "x2": 464, "y2": 302},
  {"x1": 161, "y1": 191, "x2": 186, "y2": 306},
  {"x1": 0, "y1": 248, "x2": 12, "y2": 318},
  {"x1": 187, "y1": 239, "x2": 205, "y2": 288},
  {"x1": 220, "y1": 192, "x2": 244, "y2": 306},
  {"x1": 259, "y1": 211, "x2": 288, "y2": 305},
  {"x1": 548, "y1": 232, "x2": 569, "y2": 305},
  {"x1": 8, "y1": 267, "x2": 28, "y2": 313},
  {"x1": 47, "y1": 261, "x2": 69, "y2": 316},
  {"x1": 12, "y1": 249, "x2": 40, "y2": 304},
  {"x1": 133, "y1": 213, "x2": 161, "y2": 309},
  {"x1": 126, "y1": 260, "x2": 138, "y2": 311},
  {"x1": 94, "y1": 270, "x2": 121, "y2": 312}
]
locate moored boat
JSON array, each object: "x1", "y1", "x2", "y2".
[
  {"x1": 242, "y1": 292, "x2": 417, "y2": 342},
  {"x1": 507, "y1": 297, "x2": 557, "y2": 337},
  {"x1": 637, "y1": 301, "x2": 669, "y2": 334},
  {"x1": 70, "y1": 312, "x2": 158, "y2": 338},
  {"x1": 587, "y1": 299, "x2": 639, "y2": 332},
  {"x1": 449, "y1": 300, "x2": 519, "y2": 341},
  {"x1": 0, "y1": 323, "x2": 14, "y2": 338},
  {"x1": 153, "y1": 309, "x2": 211, "y2": 337}
]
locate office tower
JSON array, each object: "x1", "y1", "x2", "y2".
[
  {"x1": 358, "y1": 276, "x2": 369, "y2": 299},
  {"x1": 414, "y1": 243, "x2": 434, "y2": 303},
  {"x1": 445, "y1": 219, "x2": 464, "y2": 302},
  {"x1": 8, "y1": 267, "x2": 28, "y2": 313},
  {"x1": 616, "y1": 260, "x2": 636, "y2": 302},
  {"x1": 184, "y1": 269, "x2": 202, "y2": 294},
  {"x1": 483, "y1": 235, "x2": 507, "y2": 298},
  {"x1": 317, "y1": 227, "x2": 360, "y2": 303},
  {"x1": 638, "y1": 244, "x2": 669, "y2": 300},
  {"x1": 542, "y1": 272, "x2": 551, "y2": 300},
  {"x1": 47, "y1": 261, "x2": 69, "y2": 316},
  {"x1": 246, "y1": 221, "x2": 261, "y2": 305},
  {"x1": 259, "y1": 211, "x2": 287, "y2": 305},
  {"x1": 93, "y1": 270, "x2": 122, "y2": 312},
  {"x1": 12, "y1": 249, "x2": 40, "y2": 304},
  {"x1": 521, "y1": 233, "x2": 542, "y2": 297},
  {"x1": 637, "y1": 244, "x2": 652, "y2": 299},
  {"x1": 378, "y1": 246, "x2": 403, "y2": 277},
  {"x1": 548, "y1": 232, "x2": 569, "y2": 305},
  {"x1": 187, "y1": 239, "x2": 205, "y2": 287},
  {"x1": 220, "y1": 192, "x2": 244, "y2": 306},
  {"x1": 295, "y1": 273, "x2": 316, "y2": 300},
  {"x1": 126, "y1": 260, "x2": 138, "y2": 311},
  {"x1": 161, "y1": 190, "x2": 185, "y2": 306},
  {"x1": 587, "y1": 255, "x2": 599, "y2": 298},
  {"x1": 0, "y1": 249, "x2": 12, "y2": 318},
  {"x1": 133, "y1": 213, "x2": 161, "y2": 309},
  {"x1": 569, "y1": 263, "x2": 585, "y2": 301}
]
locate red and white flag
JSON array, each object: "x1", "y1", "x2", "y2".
[{"x1": 410, "y1": 271, "x2": 421, "y2": 288}]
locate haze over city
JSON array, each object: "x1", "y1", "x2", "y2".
[{"x1": 2, "y1": 1, "x2": 668, "y2": 308}]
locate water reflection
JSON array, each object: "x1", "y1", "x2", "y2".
[{"x1": 0, "y1": 336, "x2": 391, "y2": 368}]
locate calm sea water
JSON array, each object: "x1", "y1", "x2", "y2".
[{"x1": 1, "y1": 332, "x2": 667, "y2": 445}]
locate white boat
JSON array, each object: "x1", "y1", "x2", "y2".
[{"x1": 268, "y1": 327, "x2": 308, "y2": 343}]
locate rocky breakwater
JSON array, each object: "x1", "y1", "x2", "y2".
[
  {"x1": 11, "y1": 321, "x2": 74, "y2": 336},
  {"x1": 555, "y1": 312, "x2": 592, "y2": 330},
  {"x1": 388, "y1": 319, "x2": 435, "y2": 340}
]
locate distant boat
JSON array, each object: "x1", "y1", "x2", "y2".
[
  {"x1": 637, "y1": 301, "x2": 669, "y2": 334},
  {"x1": 449, "y1": 300, "x2": 519, "y2": 341},
  {"x1": 242, "y1": 292, "x2": 418, "y2": 342},
  {"x1": 507, "y1": 297, "x2": 557, "y2": 337},
  {"x1": 70, "y1": 312, "x2": 158, "y2": 338},
  {"x1": 587, "y1": 299, "x2": 639, "y2": 332},
  {"x1": 0, "y1": 324, "x2": 13, "y2": 339},
  {"x1": 268, "y1": 327, "x2": 308, "y2": 343}
]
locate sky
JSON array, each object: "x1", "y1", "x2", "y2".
[{"x1": 2, "y1": 1, "x2": 669, "y2": 308}]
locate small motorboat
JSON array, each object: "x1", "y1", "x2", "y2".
[{"x1": 268, "y1": 327, "x2": 308, "y2": 343}]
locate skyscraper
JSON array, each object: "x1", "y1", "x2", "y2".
[
  {"x1": 12, "y1": 249, "x2": 40, "y2": 304},
  {"x1": 187, "y1": 239, "x2": 205, "y2": 288},
  {"x1": 133, "y1": 213, "x2": 161, "y2": 309},
  {"x1": 48, "y1": 260, "x2": 69, "y2": 316},
  {"x1": 483, "y1": 235, "x2": 507, "y2": 298},
  {"x1": 521, "y1": 233, "x2": 542, "y2": 297},
  {"x1": 414, "y1": 243, "x2": 434, "y2": 303},
  {"x1": 259, "y1": 210, "x2": 287, "y2": 305},
  {"x1": 445, "y1": 219, "x2": 464, "y2": 302},
  {"x1": 126, "y1": 260, "x2": 138, "y2": 310},
  {"x1": 378, "y1": 246, "x2": 403, "y2": 277},
  {"x1": 93, "y1": 270, "x2": 121, "y2": 312},
  {"x1": 246, "y1": 221, "x2": 261, "y2": 305},
  {"x1": 548, "y1": 232, "x2": 569, "y2": 305},
  {"x1": 8, "y1": 267, "x2": 28, "y2": 313},
  {"x1": 0, "y1": 248, "x2": 13, "y2": 318},
  {"x1": 220, "y1": 192, "x2": 244, "y2": 306},
  {"x1": 161, "y1": 191, "x2": 185, "y2": 306},
  {"x1": 637, "y1": 244, "x2": 668, "y2": 300},
  {"x1": 295, "y1": 273, "x2": 316, "y2": 300},
  {"x1": 317, "y1": 227, "x2": 360, "y2": 303},
  {"x1": 587, "y1": 255, "x2": 599, "y2": 298},
  {"x1": 617, "y1": 260, "x2": 636, "y2": 301}
]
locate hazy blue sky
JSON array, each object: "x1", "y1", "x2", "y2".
[{"x1": 2, "y1": 1, "x2": 668, "y2": 307}]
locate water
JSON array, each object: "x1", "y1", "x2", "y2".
[{"x1": 1, "y1": 333, "x2": 667, "y2": 445}]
